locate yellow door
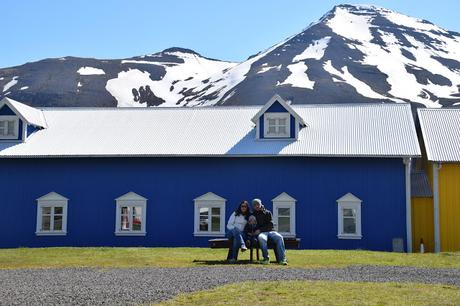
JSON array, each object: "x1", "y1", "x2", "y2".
[
  {"x1": 439, "y1": 164, "x2": 460, "y2": 251},
  {"x1": 412, "y1": 197, "x2": 434, "y2": 252}
]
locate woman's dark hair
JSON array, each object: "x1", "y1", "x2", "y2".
[{"x1": 235, "y1": 200, "x2": 250, "y2": 218}]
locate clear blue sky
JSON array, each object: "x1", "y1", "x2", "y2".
[{"x1": 1, "y1": 0, "x2": 459, "y2": 68}]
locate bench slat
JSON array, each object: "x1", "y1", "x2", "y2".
[{"x1": 209, "y1": 237, "x2": 301, "y2": 249}]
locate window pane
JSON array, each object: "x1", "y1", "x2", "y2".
[
  {"x1": 268, "y1": 118, "x2": 276, "y2": 126},
  {"x1": 54, "y1": 207, "x2": 63, "y2": 214},
  {"x1": 132, "y1": 215, "x2": 142, "y2": 231},
  {"x1": 211, "y1": 216, "x2": 220, "y2": 232},
  {"x1": 343, "y1": 217, "x2": 356, "y2": 234},
  {"x1": 278, "y1": 207, "x2": 290, "y2": 216},
  {"x1": 41, "y1": 216, "x2": 51, "y2": 231},
  {"x1": 199, "y1": 207, "x2": 209, "y2": 231},
  {"x1": 0, "y1": 121, "x2": 5, "y2": 135},
  {"x1": 211, "y1": 207, "x2": 220, "y2": 216},
  {"x1": 42, "y1": 207, "x2": 51, "y2": 215},
  {"x1": 7, "y1": 120, "x2": 15, "y2": 136},
  {"x1": 343, "y1": 208, "x2": 355, "y2": 217},
  {"x1": 199, "y1": 216, "x2": 208, "y2": 231},
  {"x1": 54, "y1": 215, "x2": 63, "y2": 231},
  {"x1": 278, "y1": 118, "x2": 287, "y2": 126},
  {"x1": 278, "y1": 126, "x2": 287, "y2": 134},
  {"x1": 278, "y1": 216, "x2": 290, "y2": 232},
  {"x1": 133, "y1": 206, "x2": 142, "y2": 216},
  {"x1": 121, "y1": 214, "x2": 130, "y2": 230},
  {"x1": 121, "y1": 206, "x2": 129, "y2": 215}
]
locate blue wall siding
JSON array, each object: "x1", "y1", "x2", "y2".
[
  {"x1": 0, "y1": 105, "x2": 16, "y2": 115},
  {"x1": 0, "y1": 105, "x2": 23, "y2": 141},
  {"x1": 0, "y1": 157, "x2": 407, "y2": 251},
  {"x1": 265, "y1": 101, "x2": 287, "y2": 113}
]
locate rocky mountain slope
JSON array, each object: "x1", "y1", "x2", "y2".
[{"x1": 1, "y1": 4, "x2": 460, "y2": 108}]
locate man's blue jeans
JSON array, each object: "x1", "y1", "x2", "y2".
[
  {"x1": 226, "y1": 228, "x2": 246, "y2": 260},
  {"x1": 257, "y1": 231, "x2": 286, "y2": 262}
]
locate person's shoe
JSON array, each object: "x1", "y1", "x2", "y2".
[
  {"x1": 279, "y1": 259, "x2": 288, "y2": 265},
  {"x1": 227, "y1": 258, "x2": 236, "y2": 264},
  {"x1": 260, "y1": 258, "x2": 270, "y2": 265},
  {"x1": 241, "y1": 245, "x2": 248, "y2": 252}
]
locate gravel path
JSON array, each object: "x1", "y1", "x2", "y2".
[{"x1": 0, "y1": 266, "x2": 459, "y2": 305}]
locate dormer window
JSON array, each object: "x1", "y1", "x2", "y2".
[
  {"x1": 0, "y1": 98, "x2": 47, "y2": 142},
  {"x1": 0, "y1": 116, "x2": 19, "y2": 139},
  {"x1": 265, "y1": 113, "x2": 290, "y2": 138},
  {"x1": 251, "y1": 94, "x2": 307, "y2": 140}
]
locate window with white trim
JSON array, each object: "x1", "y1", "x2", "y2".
[
  {"x1": 272, "y1": 192, "x2": 296, "y2": 237},
  {"x1": 0, "y1": 116, "x2": 19, "y2": 139},
  {"x1": 194, "y1": 192, "x2": 226, "y2": 237},
  {"x1": 36, "y1": 192, "x2": 68, "y2": 236},
  {"x1": 337, "y1": 193, "x2": 362, "y2": 239},
  {"x1": 115, "y1": 192, "x2": 147, "y2": 236},
  {"x1": 264, "y1": 113, "x2": 290, "y2": 138}
]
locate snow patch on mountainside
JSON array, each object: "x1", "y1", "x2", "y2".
[
  {"x1": 106, "y1": 51, "x2": 237, "y2": 107},
  {"x1": 381, "y1": 9, "x2": 445, "y2": 33},
  {"x1": 3, "y1": 76, "x2": 18, "y2": 92},
  {"x1": 77, "y1": 67, "x2": 105, "y2": 75},
  {"x1": 257, "y1": 65, "x2": 281, "y2": 74},
  {"x1": 280, "y1": 62, "x2": 314, "y2": 89},
  {"x1": 327, "y1": 7, "x2": 374, "y2": 42},
  {"x1": 293, "y1": 37, "x2": 331, "y2": 61}
]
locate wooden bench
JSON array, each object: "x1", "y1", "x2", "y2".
[{"x1": 209, "y1": 237, "x2": 301, "y2": 262}]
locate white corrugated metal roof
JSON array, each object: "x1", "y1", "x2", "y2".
[
  {"x1": 0, "y1": 103, "x2": 420, "y2": 158},
  {"x1": 418, "y1": 108, "x2": 460, "y2": 162},
  {"x1": 1, "y1": 98, "x2": 47, "y2": 128}
]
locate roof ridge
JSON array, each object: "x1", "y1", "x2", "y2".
[{"x1": 39, "y1": 102, "x2": 410, "y2": 111}]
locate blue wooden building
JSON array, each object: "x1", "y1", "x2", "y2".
[{"x1": 0, "y1": 95, "x2": 421, "y2": 251}]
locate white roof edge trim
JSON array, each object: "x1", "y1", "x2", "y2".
[
  {"x1": 403, "y1": 103, "x2": 421, "y2": 157},
  {"x1": 0, "y1": 97, "x2": 47, "y2": 128},
  {"x1": 0, "y1": 154, "x2": 421, "y2": 159},
  {"x1": 417, "y1": 108, "x2": 434, "y2": 161},
  {"x1": 250, "y1": 94, "x2": 307, "y2": 126}
]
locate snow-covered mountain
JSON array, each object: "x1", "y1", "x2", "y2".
[{"x1": 1, "y1": 4, "x2": 460, "y2": 108}]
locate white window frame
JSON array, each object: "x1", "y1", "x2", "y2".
[
  {"x1": 0, "y1": 116, "x2": 19, "y2": 139},
  {"x1": 36, "y1": 192, "x2": 68, "y2": 236},
  {"x1": 337, "y1": 193, "x2": 362, "y2": 240},
  {"x1": 263, "y1": 112, "x2": 290, "y2": 138},
  {"x1": 272, "y1": 192, "x2": 296, "y2": 237},
  {"x1": 115, "y1": 192, "x2": 147, "y2": 236},
  {"x1": 194, "y1": 192, "x2": 226, "y2": 237}
]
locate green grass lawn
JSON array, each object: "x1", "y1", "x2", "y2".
[
  {"x1": 0, "y1": 247, "x2": 459, "y2": 269},
  {"x1": 158, "y1": 280, "x2": 460, "y2": 305}
]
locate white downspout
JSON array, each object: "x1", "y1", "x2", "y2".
[
  {"x1": 433, "y1": 162, "x2": 441, "y2": 253},
  {"x1": 404, "y1": 158, "x2": 412, "y2": 253}
]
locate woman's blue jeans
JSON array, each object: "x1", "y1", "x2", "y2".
[{"x1": 226, "y1": 228, "x2": 246, "y2": 260}]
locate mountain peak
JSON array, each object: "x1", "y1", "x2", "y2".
[{"x1": 161, "y1": 47, "x2": 201, "y2": 56}]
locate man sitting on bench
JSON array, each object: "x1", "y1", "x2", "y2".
[{"x1": 252, "y1": 198, "x2": 288, "y2": 265}]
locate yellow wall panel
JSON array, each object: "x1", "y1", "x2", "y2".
[
  {"x1": 439, "y1": 163, "x2": 460, "y2": 251},
  {"x1": 412, "y1": 197, "x2": 434, "y2": 252}
]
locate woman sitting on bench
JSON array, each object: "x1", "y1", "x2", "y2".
[{"x1": 226, "y1": 200, "x2": 250, "y2": 263}]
